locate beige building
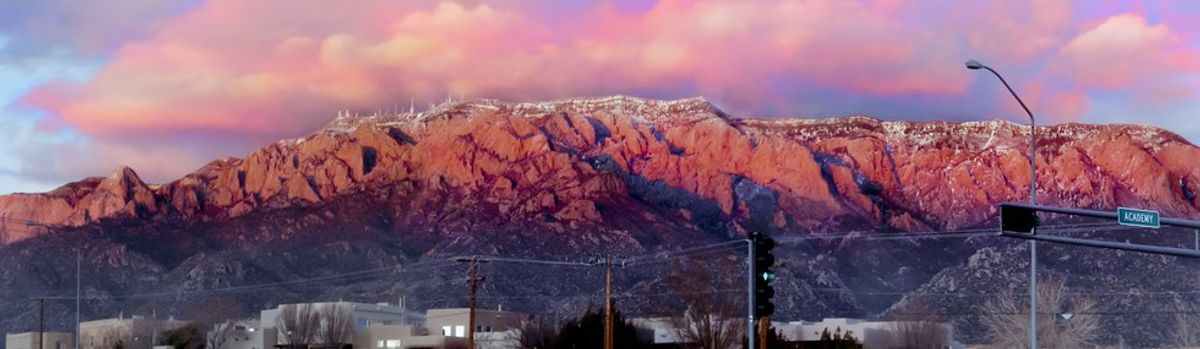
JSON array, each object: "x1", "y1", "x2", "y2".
[
  {"x1": 354, "y1": 308, "x2": 523, "y2": 349},
  {"x1": 250, "y1": 302, "x2": 522, "y2": 349},
  {"x1": 208, "y1": 319, "x2": 263, "y2": 349},
  {"x1": 777, "y1": 318, "x2": 964, "y2": 349},
  {"x1": 79, "y1": 315, "x2": 190, "y2": 349},
  {"x1": 424, "y1": 308, "x2": 523, "y2": 340},
  {"x1": 6, "y1": 332, "x2": 74, "y2": 349}
]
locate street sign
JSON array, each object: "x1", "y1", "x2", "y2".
[{"x1": 1118, "y1": 207, "x2": 1160, "y2": 229}]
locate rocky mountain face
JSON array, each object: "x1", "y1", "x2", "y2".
[
  {"x1": 2, "y1": 96, "x2": 1197, "y2": 245},
  {"x1": 0, "y1": 96, "x2": 1197, "y2": 346}
]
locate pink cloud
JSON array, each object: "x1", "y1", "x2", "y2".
[
  {"x1": 1057, "y1": 13, "x2": 1200, "y2": 90},
  {"x1": 15, "y1": 0, "x2": 1200, "y2": 189},
  {"x1": 27, "y1": 0, "x2": 974, "y2": 142}
]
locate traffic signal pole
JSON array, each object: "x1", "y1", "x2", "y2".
[
  {"x1": 746, "y1": 237, "x2": 755, "y2": 349},
  {"x1": 747, "y1": 233, "x2": 777, "y2": 349}
]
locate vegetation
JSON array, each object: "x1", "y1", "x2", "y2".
[
  {"x1": 512, "y1": 314, "x2": 562, "y2": 349},
  {"x1": 812, "y1": 327, "x2": 860, "y2": 349},
  {"x1": 158, "y1": 324, "x2": 204, "y2": 349},
  {"x1": 980, "y1": 278, "x2": 1099, "y2": 349},
  {"x1": 555, "y1": 307, "x2": 647, "y2": 349},
  {"x1": 667, "y1": 256, "x2": 746, "y2": 349}
]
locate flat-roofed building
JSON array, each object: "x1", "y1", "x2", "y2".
[
  {"x1": 207, "y1": 319, "x2": 264, "y2": 349},
  {"x1": 79, "y1": 315, "x2": 190, "y2": 349},
  {"x1": 6, "y1": 332, "x2": 74, "y2": 349}
]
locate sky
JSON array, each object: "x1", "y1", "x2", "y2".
[{"x1": 1, "y1": 0, "x2": 1199, "y2": 194}]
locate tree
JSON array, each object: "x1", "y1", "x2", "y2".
[
  {"x1": 159, "y1": 324, "x2": 204, "y2": 349},
  {"x1": 813, "y1": 327, "x2": 860, "y2": 349},
  {"x1": 1171, "y1": 295, "x2": 1200, "y2": 348},
  {"x1": 979, "y1": 278, "x2": 1099, "y2": 349},
  {"x1": 885, "y1": 297, "x2": 949, "y2": 349},
  {"x1": 277, "y1": 304, "x2": 321, "y2": 348},
  {"x1": 104, "y1": 328, "x2": 130, "y2": 349},
  {"x1": 556, "y1": 307, "x2": 647, "y2": 349},
  {"x1": 741, "y1": 324, "x2": 794, "y2": 349},
  {"x1": 667, "y1": 256, "x2": 745, "y2": 349},
  {"x1": 511, "y1": 314, "x2": 561, "y2": 349},
  {"x1": 316, "y1": 304, "x2": 355, "y2": 349},
  {"x1": 206, "y1": 320, "x2": 235, "y2": 349}
]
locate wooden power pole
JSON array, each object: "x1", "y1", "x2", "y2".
[
  {"x1": 604, "y1": 255, "x2": 614, "y2": 349},
  {"x1": 39, "y1": 298, "x2": 45, "y2": 349},
  {"x1": 456, "y1": 257, "x2": 488, "y2": 349}
]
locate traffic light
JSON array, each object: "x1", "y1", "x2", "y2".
[
  {"x1": 752, "y1": 232, "x2": 776, "y2": 318},
  {"x1": 1000, "y1": 203, "x2": 1041, "y2": 233}
]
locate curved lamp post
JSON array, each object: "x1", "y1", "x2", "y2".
[{"x1": 966, "y1": 59, "x2": 1038, "y2": 349}]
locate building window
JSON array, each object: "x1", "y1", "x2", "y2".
[
  {"x1": 385, "y1": 340, "x2": 401, "y2": 348},
  {"x1": 455, "y1": 325, "x2": 465, "y2": 338},
  {"x1": 376, "y1": 340, "x2": 384, "y2": 348},
  {"x1": 442, "y1": 326, "x2": 452, "y2": 336}
]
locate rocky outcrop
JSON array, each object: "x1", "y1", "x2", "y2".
[{"x1": 0, "y1": 96, "x2": 1197, "y2": 245}]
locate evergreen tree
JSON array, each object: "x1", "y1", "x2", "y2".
[
  {"x1": 555, "y1": 307, "x2": 647, "y2": 349},
  {"x1": 159, "y1": 324, "x2": 205, "y2": 349}
]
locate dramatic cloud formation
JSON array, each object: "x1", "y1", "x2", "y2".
[{"x1": 1, "y1": 0, "x2": 1199, "y2": 193}]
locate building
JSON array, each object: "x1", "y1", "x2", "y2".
[
  {"x1": 424, "y1": 308, "x2": 524, "y2": 340},
  {"x1": 208, "y1": 319, "x2": 263, "y2": 349},
  {"x1": 260, "y1": 301, "x2": 427, "y2": 349},
  {"x1": 352, "y1": 308, "x2": 523, "y2": 349},
  {"x1": 252, "y1": 302, "x2": 523, "y2": 349},
  {"x1": 79, "y1": 315, "x2": 190, "y2": 349},
  {"x1": 6, "y1": 332, "x2": 74, "y2": 349},
  {"x1": 777, "y1": 318, "x2": 964, "y2": 349},
  {"x1": 628, "y1": 317, "x2": 683, "y2": 346},
  {"x1": 260, "y1": 302, "x2": 425, "y2": 333}
]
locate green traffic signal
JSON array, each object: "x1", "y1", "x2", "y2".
[{"x1": 761, "y1": 271, "x2": 776, "y2": 282}]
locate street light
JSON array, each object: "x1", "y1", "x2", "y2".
[{"x1": 966, "y1": 59, "x2": 1039, "y2": 349}]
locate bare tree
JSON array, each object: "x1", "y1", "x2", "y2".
[
  {"x1": 510, "y1": 314, "x2": 560, "y2": 349},
  {"x1": 1171, "y1": 298, "x2": 1200, "y2": 348},
  {"x1": 206, "y1": 320, "x2": 235, "y2": 349},
  {"x1": 667, "y1": 255, "x2": 745, "y2": 349},
  {"x1": 886, "y1": 297, "x2": 949, "y2": 349},
  {"x1": 277, "y1": 304, "x2": 321, "y2": 348},
  {"x1": 316, "y1": 304, "x2": 355, "y2": 349},
  {"x1": 980, "y1": 278, "x2": 1099, "y2": 349}
]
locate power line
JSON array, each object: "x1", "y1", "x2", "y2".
[{"x1": 40, "y1": 260, "x2": 456, "y2": 301}]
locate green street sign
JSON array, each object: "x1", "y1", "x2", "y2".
[{"x1": 1118, "y1": 207, "x2": 1160, "y2": 229}]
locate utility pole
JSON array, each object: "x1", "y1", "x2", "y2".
[
  {"x1": 39, "y1": 298, "x2": 45, "y2": 349},
  {"x1": 604, "y1": 255, "x2": 613, "y2": 349},
  {"x1": 456, "y1": 257, "x2": 488, "y2": 349}
]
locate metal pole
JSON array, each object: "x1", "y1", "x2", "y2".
[
  {"x1": 604, "y1": 255, "x2": 613, "y2": 349},
  {"x1": 76, "y1": 249, "x2": 81, "y2": 349},
  {"x1": 747, "y1": 237, "x2": 756, "y2": 349},
  {"x1": 981, "y1": 64, "x2": 1037, "y2": 349},
  {"x1": 1026, "y1": 84, "x2": 1038, "y2": 349},
  {"x1": 1194, "y1": 229, "x2": 1198, "y2": 250}
]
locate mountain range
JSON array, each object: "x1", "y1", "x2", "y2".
[{"x1": 0, "y1": 96, "x2": 1197, "y2": 346}]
